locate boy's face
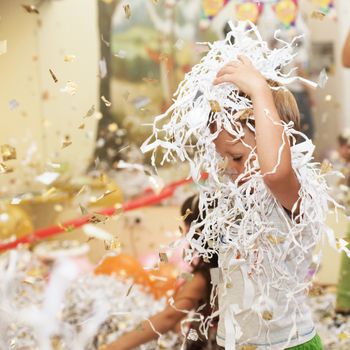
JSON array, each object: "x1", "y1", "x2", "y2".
[{"x1": 213, "y1": 126, "x2": 256, "y2": 182}]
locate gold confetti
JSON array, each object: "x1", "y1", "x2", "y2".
[
  {"x1": 123, "y1": 4, "x2": 131, "y2": 19},
  {"x1": 262, "y1": 310, "x2": 273, "y2": 320},
  {"x1": 311, "y1": 10, "x2": 326, "y2": 20},
  {"x1": 49, "y1": 69, "x2": 58, "y2": 83},
  {"x1": 101, "y1": 95, "x2": 112, "y2": 107},
  {"x1": 1, "y1": 144, "x2": 16, "y2": 161},
  {"x1": 60, "y1": 81, "x2": 78, "y2": 95},
  {"x1": 152, "y1": 0, "x2": 159, "y2": 3},
  {"x1": 21, "y1": 4, "x2": 39, "y2": 14},
  {"x1": 79, "y1": 204, "x2": 89, "y2": 215},
  {"x1": 104, "y1": 238, "x2": 121, "y2": 250},
  {"x1": 64, "y1": 54, "x2": 76, "y2": 62},
  {"x1": 61, "y1": 135, "x2": 72, "y2": 149},
  {"x1": 75, "y1": 185, "x2": 86, "y2": 197},
  {"x1": 84, "y1": 105, "x2": 95, "y2": 118},
  {"x1": 101, "y1": 34, "x2": 110, "y2": 47},
  {"x1": 180, "y1": 208, "x2": 192, "y2": 221},
  {"x1": 159, "y1": 252, "x2": 168, "y2": 263},
  {"x1": 240, "y1": 346, "x2": 257, "y2": 350},
  {"x1": 267, "y1": 234, "x2": 285, "y2": 245},
  {"x1": 88, "y1": 212, "x2": 110, "y2": 224},
  {"x1": 42, "y1": 187, "x2": 57, "y2": 197},
  {"x1": 0, "y1": 162, "x2": 13, "y2": 174},
  {"x1": 325, "y1": 94, "x2": 332, "y2": 102},
  {"x1": 320, "y1": 159, "x2": 333, "y2": 174},
  {"x1": 78, "y1": 123, "x2": 85, "y2": 129},
  {"x1": 126, "y1": 283, "x2": 134, "y2": 296},
  {"x1": 209, "y1": 100, "x2": 221, "y2": 112}
]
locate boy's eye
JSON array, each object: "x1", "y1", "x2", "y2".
[{"x1": 232, "y1": 156, "x2": 242, "y2": 161}]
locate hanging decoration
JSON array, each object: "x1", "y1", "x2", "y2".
[
  {"x1": 236, "y1": 1, "x2": 264, "y2": 25},
  {"x1": 200, "y1": 0, "x2": 229, "y2": 30},
  {"x1": 274, "y1": 0, "x2": 298, "y2": 30}
]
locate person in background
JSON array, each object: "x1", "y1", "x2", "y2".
[
  {"x1": 342, "y1": 30, "x2": 350, "y2": 68},
  {"x1": 104, "y1": 195, "x2": 219, "y2": 350}
]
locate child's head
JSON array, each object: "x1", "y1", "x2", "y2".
[{"x1": 212, "y1": 81, "x2": 300, "y2": 181}]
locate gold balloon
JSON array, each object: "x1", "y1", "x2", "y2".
[
  {"x1": 0, "y1": 204, "x2": 33, "y2": 240},
  {"x1": 89, "y1": 180, "x2": 123, "y2": 208}
]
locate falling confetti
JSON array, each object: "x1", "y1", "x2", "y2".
[
  {"x1": 208, "y1": 99, "x2": 221, "y2": 112},
  {"x1": 42, "y1": 187, "x2": 57, "y2": 198},
  {"x1": 0, "y1": 162, "x2": 13, "y2": 174},
  {"x1": 21, "y1": 4, "x2": 39, "y2": 14},
  {"x1": 35, "y1": 171, "x2": 60, "y2": 185},
  {"x1": 325, "y1": 94, "x2": 332, "y2": 102},
  {"x1": 64, "y1": 54, "x2": 76, "y2": 62},
  {"x1": 311, "y1": 11, "x2": 326, "y2": 20},
  {"x1": 123, "y1": 4, "x2": 131, "y2": 19},
  {"x1": 114, "y1": 50, "x2": 127, "y2": 59},
  {"x1": 187, "y1": 329, "x2": 199, "y2": 341},
  {"x1": 101, "y1": 34, "x2": 110, "y2": 47},
  {"x1": 320, "y1": 159, "x2": 333, "y2": 174},
  {"x1": 60, "y1": 81, "x2": 78, "y2": 95},
  {"x1": 101, "y1": 95, "x2": 112, "y2": 107},
  {"x1": 61, "y1": 135, "x2": 72, "y2": 149},
  {"x1": 78, "y1": 122, "x2": 85, "y2": 129},
  {"x1": 79, "y1": 204, "x2": 89, "y2": 215},
  {"x1": 49, "y1": 68, "x2": 58, "y2": 83},
  {"x1": 84, "y1": 104, "x2": 95, "y2": 118},
  {"x1": 318, "y1": 68, "x2": 328, "y2": 88},
  {"x1": 180, "y1": 208, "x2": 192, "y2": 221},
  {"x1": 99, "y1": 58, "x2": 107, "y2": 78},
  {"x1": 104, "y1": 238, "x2": 121, "y2": 251},
  {"x1": 1, "y1": 144, "x2": 16, "y2": 161},
  {"x1": 159, "y1": 252, "x2": 168, "y2": 263},
  {"x1": 83, "y1": 224, "x2": 113, "y2": 241}
]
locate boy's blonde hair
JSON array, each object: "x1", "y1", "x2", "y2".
[{"x1": 240, "y1": 80, "x2": 301, "y2": 132}]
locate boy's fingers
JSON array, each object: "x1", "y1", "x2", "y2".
[
  {"x1": 237, "y1": 54, "x2": 251, "y2": 65},
  {"x1": 213, "y1": 73, "x2": 236, "y2": 85},
  {"x1": 216, "y1": 66, "x2": 237, "y2": 78}
]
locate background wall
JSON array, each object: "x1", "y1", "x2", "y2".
[{"x1": 0, "y1": 0, "x2": 99, "y2": 195}]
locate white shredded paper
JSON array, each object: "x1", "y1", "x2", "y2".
[{"x1": 141, "y1": 21, "x2": 346, "y2": 350}]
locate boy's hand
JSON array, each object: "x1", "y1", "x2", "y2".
[{"x1": 213, "y1": 55, "x2": 268, "y2": 97}]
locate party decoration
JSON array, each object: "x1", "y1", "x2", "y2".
[
  {"x1": 200, "y1": 0, "x2": 229, "y2": 29},
  {"x1": 89, "y1": 180, "x2": 123, "y2": 208},
  {"x1": 0, "y1": 204, "x2": 33, "y2": 241},
  {"x1": 95, "y1": 253, "x2": 152, "y2": 288},
  {"x1": 274, "y1": 0, "x2": 298, "y2": 29},
  {"x1": 236, "y1": 1, "x2": 263, "y2": 24},
  {"x1": 312, "y1": 0, "x2": 334, "y2": 14}
]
